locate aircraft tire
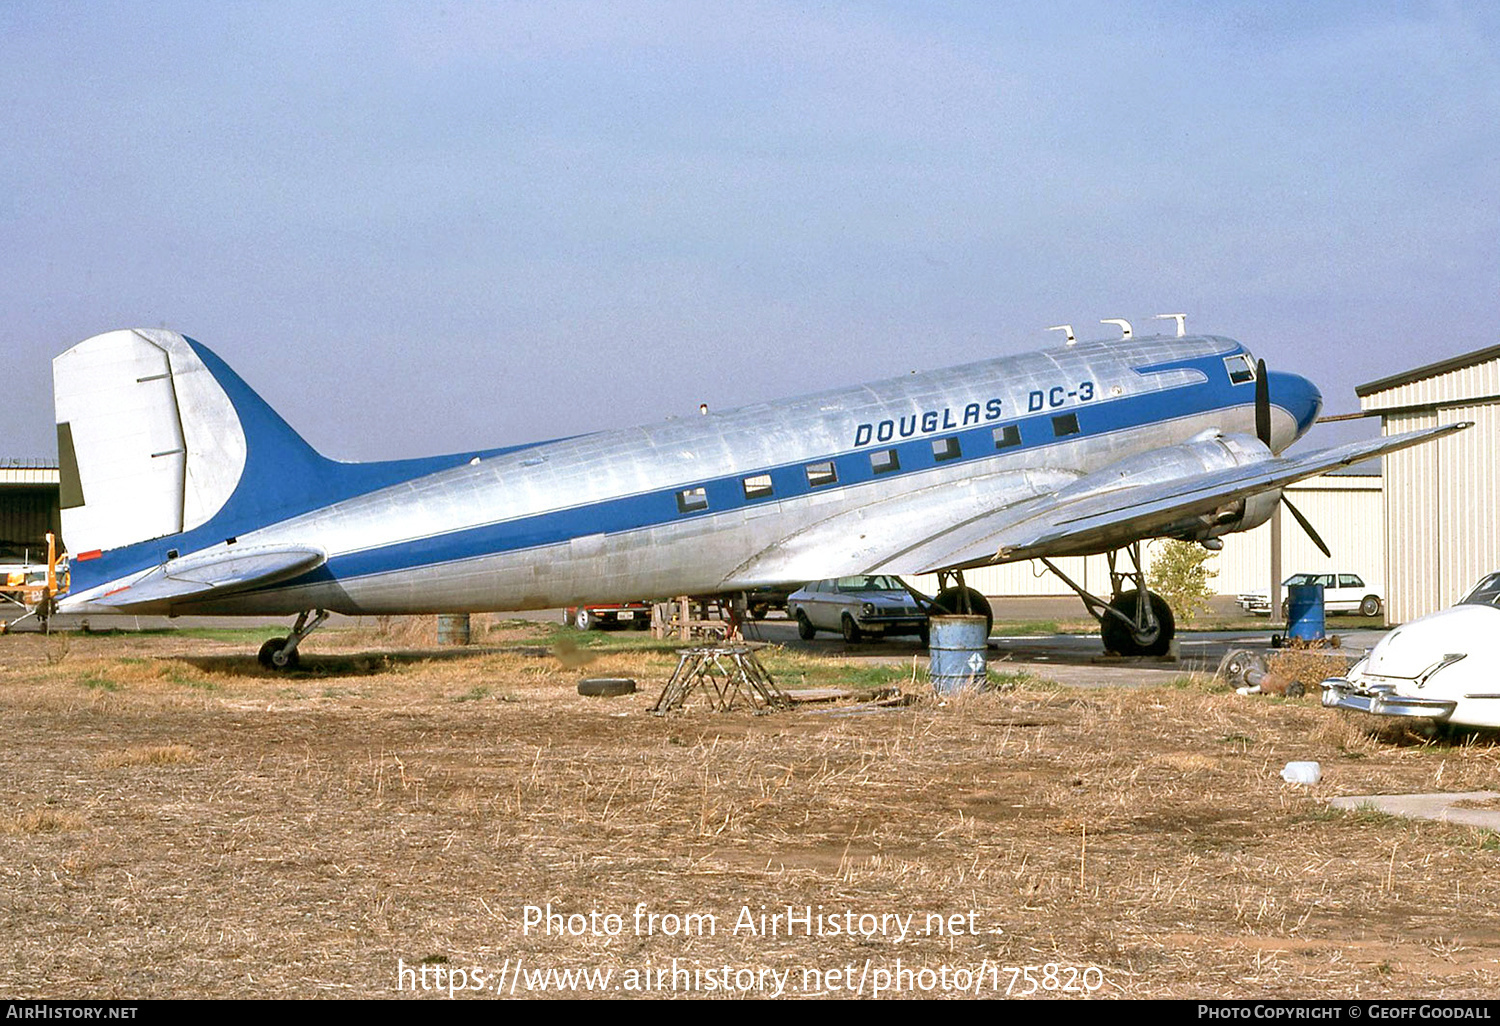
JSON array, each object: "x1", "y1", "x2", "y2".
[
  {"x1": 578, "y1": 677, "x2": 637, "y2": 697},
  {"x1": 1101, "y1": 590, "x2": 1174, "y2": 657},
  {"x1": 841, "y1": 614, "x2": 862, "y2": 644},
  {"x1": 257, "y1": 637, "x2": 300, "y2": 671},
  {"x1": 796, "y1": 611, "x2": 816, "y2": 640},
  {"x1": 931, "y1": 587, "x2": 994, "y2": 638}
]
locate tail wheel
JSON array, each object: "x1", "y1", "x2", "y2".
[
  {"x1": 257, "y1": 637, "x2": 300, "y2": 671},
  {"x1": 931, "y1": 586, "x2": 994, "y2": 638},
  {"x1": 1101, "y1": 590, "x2": 1174, "y2": 657}
]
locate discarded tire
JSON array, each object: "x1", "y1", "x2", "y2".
[{"x1": 578, "y1": 677, "x2": 637, "y2": 697}]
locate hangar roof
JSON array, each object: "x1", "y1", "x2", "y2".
[
  {"x1": 1357, "y1": 343, "x2": 1500, "y2": 399},
  {"x1": 0, "y1": 460, "x2": 59, "y2": 487}
]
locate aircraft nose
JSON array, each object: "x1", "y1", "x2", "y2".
[{"x1": 1267, "y1": 370, "x2": 1322, "y2": 441}]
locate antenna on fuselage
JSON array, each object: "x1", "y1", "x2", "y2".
[
  {"x1": 1154, "y1": 313, "x2": 1187, "y2": 337},
  {"x1": 1101, "y1": 318, "x2": 1133, "y2": 339},
  {"x1": 1046, "y1": 324, "x2": 1076, "y2": 345}
]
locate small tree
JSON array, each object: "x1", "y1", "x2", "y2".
[{"x1": 1147, "y1": 539, "x2": 1219, "y2": 624}]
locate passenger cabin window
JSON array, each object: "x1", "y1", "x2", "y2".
[
  {"x1": 742, "y1": 474, "x2": 774, "y2": 500},
  {"x1": 1052, "y1": 413, "x2": 1080, "y2": 437},
  {"x1": 1224, "y1": 354, "x2": 1256, "y2": 384},
  {"x1": 805, "y1": 461, "x2": 838, "y2": 488},
  {"x1": 676, "y1": 487, "x2": 709, "y2": 513},
  {"x1": 1339, "y1": 575, "x2": 1362, "y2": 588},
  {"x1": 993, "y1": 424, "x2": 1021, "y2": 450},
  {"x1": 870, "y1": 449, "x2": 900, "y2": 475},
  {"x1": 932, "y1": 437, "x2": 961, "y2": 462}
]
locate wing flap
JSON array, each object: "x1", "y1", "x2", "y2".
[{"x1": 84, "y1": 544, "x2": 326, "y2": 610}]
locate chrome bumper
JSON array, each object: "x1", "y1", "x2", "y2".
[{"x1": 1320, "y1": 677, "x2": 1456, "y2": 721}]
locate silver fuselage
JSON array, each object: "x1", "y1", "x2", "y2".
[{"x1": 62, "y1": 333, "x2": 1312, "y2": 616}]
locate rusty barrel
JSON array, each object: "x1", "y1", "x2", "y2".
[
  {"x1": 437, "y1": 613, "x2": 471, "y2": 646},
  {"x1": 928, "y1": 615, "x2": 989, "y2": 694}
]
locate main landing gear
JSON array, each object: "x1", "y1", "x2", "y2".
[
  {"x1": 1040, "y1": 542, "x2": 1176, "y2": 657},
  {"x1": 257, "y1": 609, "x2": 329, "y2": 671},
  {"x1": 926, "y1": 569, "x2": 994, "y2": 638}
]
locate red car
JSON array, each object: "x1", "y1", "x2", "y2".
[{"x1": 565, "y1": 602, "x2": 654, "y2": 631}]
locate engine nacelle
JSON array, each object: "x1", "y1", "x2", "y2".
[
  {"x1": 1066, "y1": 431, "x2": 1281, "y2": 544},
  {"x1": 1189, "y1": 487, "x2": 1281, "y2": 541}
]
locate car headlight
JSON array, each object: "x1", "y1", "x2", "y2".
[{"x1": 861, "y1": 603, "x2": 875, "y2": 616}]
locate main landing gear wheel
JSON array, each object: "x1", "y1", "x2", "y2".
[
  {"x1": 931, "y1": 586, "x2": 994, "y2": 638},
  {"x1": 1100, "y1": 590, "x2": 1175, "y2": 657},
  {"x1": 257, "y1": 637, "x2": 301, "y2": 671}
]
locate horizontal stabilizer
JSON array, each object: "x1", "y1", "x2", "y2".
[{"x1": 79, "y1": 544, "x2": 326, "y2": 611}]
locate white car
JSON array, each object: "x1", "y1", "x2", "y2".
[
  {"x1": 1321, "y1": 572, "x2": 1500, "y2": 729},
  {"x1": 1237, "y1": 573, "x2": 1383, "y2": 618}
]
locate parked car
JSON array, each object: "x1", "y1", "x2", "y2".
[
  {"x1": 566, "y1": 601, "x2": 653, "y2": 630},
  {"x1": 1321, "y1": 572, "x2": 1500, "y2": 729},
  {"x1": 787, "y1": 576, "x2": 929, "y2": 644},
  {"x1": 743, "y1": 583, "x2": 800, "y2": 620},
  {"x1": 1237, "y1": 573, "x2": 1383, "y2": 618}
]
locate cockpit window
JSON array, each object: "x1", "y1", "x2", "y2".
[
  {"x1": 1224, "y1": 354, "x2": 1256, "y2": 385},
  {"x1": 1460, "y1": 573, "x2": 1500, "y2": 609}
]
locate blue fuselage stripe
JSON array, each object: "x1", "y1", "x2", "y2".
[{"x1": 272, "y1": 352, "x2": 1260, "y2": 590}]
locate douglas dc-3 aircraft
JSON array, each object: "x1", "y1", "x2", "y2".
[{"x1": 50, "y1": 320, "x2": 1464, "y2": 668}]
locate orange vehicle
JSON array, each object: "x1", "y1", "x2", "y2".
[
  {"x1": 565, "y1": 601, "x2": 654, "y2": 631},
  {"x1": 0, "y1": 533, "x2": 66, "y2": 624}
]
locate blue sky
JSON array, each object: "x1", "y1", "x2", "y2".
[{"x1": 2, "y1": 1, "x2": 1496, "y2": 460}]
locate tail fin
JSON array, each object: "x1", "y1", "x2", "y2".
[
  {"x1": 53, "y1": 328, "x2": 319, "y2": 556},
  {"x1": 54, "y1": 329, "x2": 492, "y2": 574}
]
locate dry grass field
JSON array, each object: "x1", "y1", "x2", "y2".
[{"x1": 2, "y1": 617, "x2": 1499, "y2": 1000}]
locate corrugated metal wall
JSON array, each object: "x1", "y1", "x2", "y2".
[
  {"x1": 1379, "y1": 405, "x2": 1499, "y2": 621},
  {"x1": 1365, "y1": 352, "x2": 1500, "y2": 623}
]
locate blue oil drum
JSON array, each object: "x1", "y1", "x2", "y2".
[
  {"x1": 1285, "y1": 584, "x2": 1325, "y2": 641},
  {"x1": 928, "y1": 615, "x2": 990, "y2": 694}
]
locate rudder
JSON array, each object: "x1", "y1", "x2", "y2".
[{"x1": 53, "y1": 329, "x2": 251, "y2": 555}]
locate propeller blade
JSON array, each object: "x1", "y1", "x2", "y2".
[
  {"x1": 1255, "y1": 358, "x2": 1271, "y2": 447},
  {"x1": 1283, "y1": 496, "x2": 1332, "y2": 559}
]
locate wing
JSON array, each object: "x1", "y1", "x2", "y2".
[
  {"x1": 725, "y1": 423, "x2": 1466, "y2": 585},
  {"x1": 61, "y1": 544, "x2": 326, "y2": 612},
  {"x1": 887, "y1": 423, "x2": 1468, "y2": 574}
]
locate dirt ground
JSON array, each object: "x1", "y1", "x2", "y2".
[{"x1": 2, "y1": 618, "x2": 1499, "y2": 1000}]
